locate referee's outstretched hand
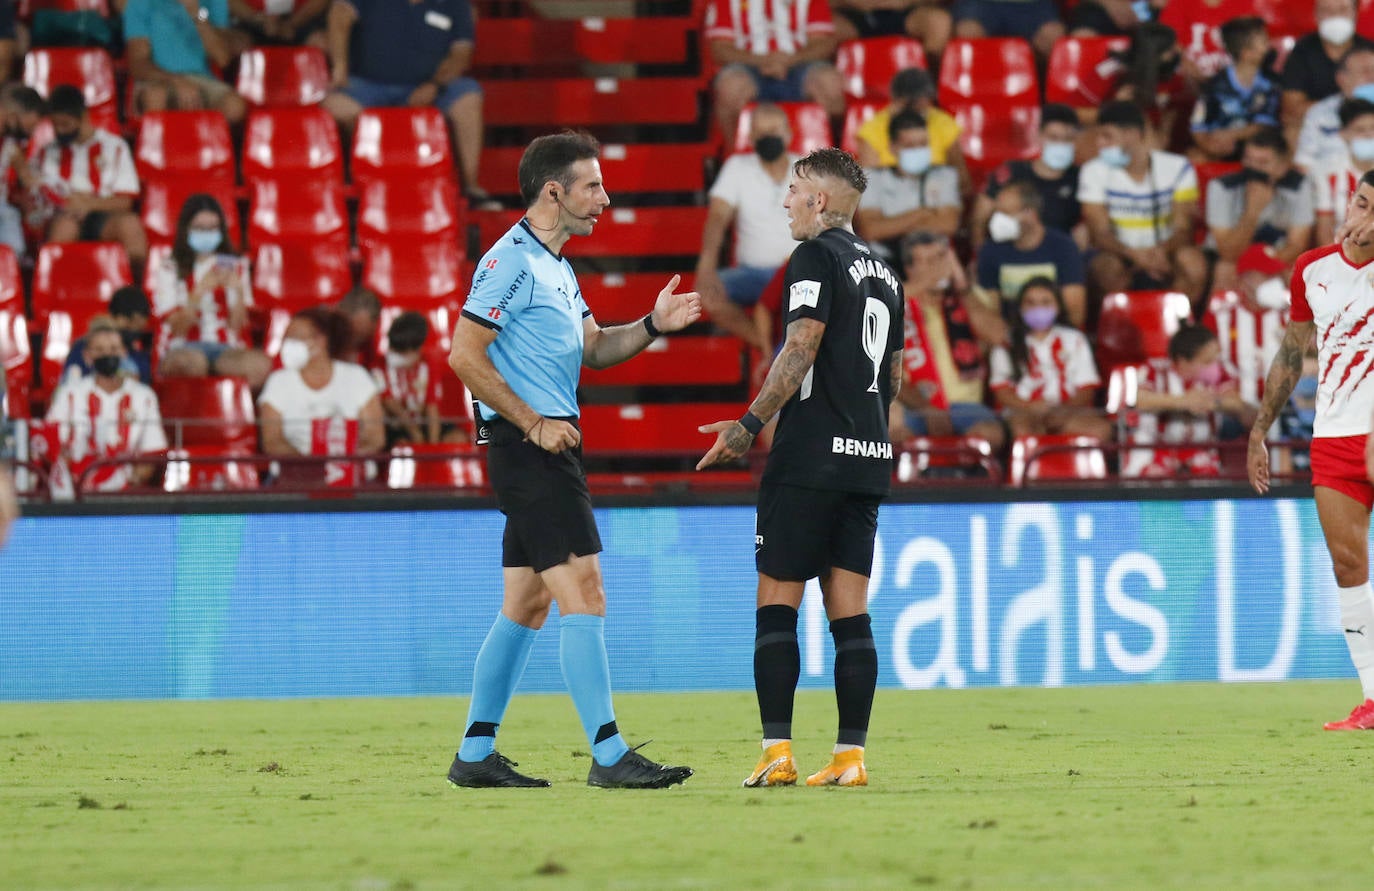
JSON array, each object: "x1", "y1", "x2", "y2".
[
  {"x1": 529, "y1": 417, "x2": 582, "y2": 454},
  {"x1": 696, "y1": 419, "x2": 752, "y2": 471},
  {"x1": 653, "y1": 274, "x2": 703, "y2": 333}
]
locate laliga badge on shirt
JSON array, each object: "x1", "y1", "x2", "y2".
[{"x1": 789, "y1": 280, "x2": 821, "y2": 311}]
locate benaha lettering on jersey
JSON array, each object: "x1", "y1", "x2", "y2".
[
  {"x1": 846, "y1": 256, "x2": 900, "y2": 293},
  {"x1": 832, "y1": 436, "x2": 894, "y2": 458}
]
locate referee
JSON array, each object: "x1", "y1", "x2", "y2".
[
  {"x1": 699, "y1": 148, "x2": 905, "y2": 788},
  {"x1": 447, "y1": 131, "x2": 699, "y2": 789}
]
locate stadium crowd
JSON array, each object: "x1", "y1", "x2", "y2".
[{"x1": 0, "y1": 0, "x2": 1365, "y2": 498}]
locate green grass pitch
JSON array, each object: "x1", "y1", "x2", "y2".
[{"x1": 3, "y1": 681, "x2": 1373, "y2": 890}]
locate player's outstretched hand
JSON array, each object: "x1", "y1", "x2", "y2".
[
  {"x1": 528, "y1": 417, "x2": 581, "y2": 454},
  {"x1": 1247, "y1": 434, "x2": 1270, "y2": 495},
  {"x1": 651, "y1": 274, "x2": 703, "y2": 334},
  {"x1": 696, "y1": 419, "x2": 753, "y2": 471}
]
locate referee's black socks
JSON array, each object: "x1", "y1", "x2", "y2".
[
  {"x1": 754, "y1": 605, "x2": 800, "y2": 740},
  {"x1": 831, "y1": 613, "x2": 877, "y2": 748}
]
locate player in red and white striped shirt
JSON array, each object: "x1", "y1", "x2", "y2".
[
  {"x1": 34, "y1": 85, "x2": 146, "y2": 268},
  {"x1": 989, "y1": 277, "x2": 1109, "y2": 441},
  {"x1": 1251, "y1": 167, "x2": 1374, "y2": 730},
  {"x1": 705, "y1": 0, "x2": 844, "y2": 152}
]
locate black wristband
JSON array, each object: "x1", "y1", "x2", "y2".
[
  {"x1": 738, "y1": 411, "x2": 764, "y2": 436},
  {"x1": 643, "y1": 314, "x2": 662, "y2": 338}
]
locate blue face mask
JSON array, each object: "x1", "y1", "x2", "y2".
[
  {"x1": 897, "y1": 146, "x2": 932, "y2": 176},
  {"x1": 1351, "y1": 137, "x2": 1374, "y2": 162},
  {"x1": 1353, "y1": 83, "x2": 1374, "y2": 104},
  {"x1": 187, "y1": 229, "x2": 222, "y2": 255},
  {"x1": 1040, "y1": 140, "x2": 1076, "y2": 171},
  {"x1": 1131, "y1": 0, "x2": 1152, "y2": 22},
  {"x1": 1098, "y1": 145, "x2": 1130, "y2": 168}
]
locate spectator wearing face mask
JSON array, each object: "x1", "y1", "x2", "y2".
[
  {"x1": 153, "y1": 193, "x2": 271, "y2": 390},
  {"x1": 1205, "y1": 128, "x2": 1314, "y2": 292},
  {"x1": 989, "y1": 277, "x2": 1110, "y2": 441},
  {"x1": 1280, "y1": 0, "x2": 1374, "y2": 135},
  {"x1": 1313, "y1": 98, "x2": 1374, "y2": 246},
  {"x1": 695, "y1": 102, "x2": 799, "y2": 353},
  {"x1": 62, "y1": 287, "x2": 156, "y2": 386},
  {"x1": 853, "y1": 67, "x2": 967, "y2": 192},
  {"x1": 975, "y1": 179, "x2": 1087, "y2": 326},
  {"x1": 1120, "y1": 323, "x2": 1257, "y2": 478},
  {"x1": 258, "y1": 306, "x2": 384, "y2": 486},
  {"x1": 970, "y1": 103, "x2": 1083, "y2": 251},
  {"x1": 44, "y1": 323, "x2": 168, "y2": 499},
  {"x1": 1294, "y1": 46, "x2": 1374, "y2": 173},
  {"x1": 855, "y1": 109, "x2": 961, "y2": 262},
  {"x1": 372, "y1": 310, "x2": 444, "y2": 447},
  {"x1": 0, "y1": 85, "x2": 45, "y2": 259}
]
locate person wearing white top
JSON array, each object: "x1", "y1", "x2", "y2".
[
  {"x1": 1312, "y1": 97, "x2": 1374, "y2": 246},
  {"x1": 1294, "y1": 46, "x2": 1374, "y2": 173},
  {"x1": 44, "y1": 326, "x2": 169, "y2": 499},
  {"x1": 258, "y1": 306, "x2": 384, "y2": 484},
  {"x1": 696, "y1": 103, "x2": 799, "y2": 353},
  {"x1": 1079, "y1": 101, "x2": 1207, "y2": 304}
]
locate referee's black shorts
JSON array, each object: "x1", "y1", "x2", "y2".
[
  {"x1": 484, "y1": 416, "x2": 602, "y2": 572},
  {"x1": 755, "y1": 482, "x2": 881, "y2": 582}
]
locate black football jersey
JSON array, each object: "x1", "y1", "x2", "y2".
[{"x1": 762, "y1": 227, "x2": 905, "y2": 496}]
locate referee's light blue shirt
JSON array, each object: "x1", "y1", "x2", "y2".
[{"x1": 461, "y1": 219, "x2": 589, "y2": 422}]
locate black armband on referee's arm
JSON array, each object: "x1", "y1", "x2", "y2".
[
  {"x1": 643, "y1": 313, "x2": 662, "y2": 338},
  {"x1": 738, "y1": 411, "x2": 764, "y2": 436}
]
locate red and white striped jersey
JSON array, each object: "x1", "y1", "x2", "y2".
[
  {"x1": 1290, "y1": 243, "x2": 1374, "y2": 438},
  {"x1": 1312, "y1": 154, "x2": 1361, "y2": 230},
  {"x1": 152, "y1": 254, "x2": 252, "y2": 348},
  {"x1": 703, "y1": 0, "x2": 834, "y2": 56},
  {"x1": 1203, "y1": 291, "x2": 1288, "y2": 406},
  {"x1": 44, "y1": 375, "x2": 167, "y2": 495},
  {"x1": 989, "y1": 325, "x2": 1100, "y2": 404},
  {"x1": 371, "y1": 356, "x2": 440, "y2": 417},
  {"x1": 1128, "y1": 357, "x2": 1237, "y2": 445},
  {"x1": 37, "y1": 128, "x2": 139, "y2": 199}
]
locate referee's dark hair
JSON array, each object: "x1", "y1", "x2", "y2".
[
  {"x1": 518, "y1": 130, "x2": 601, "y2": 208},
  {"x1": 794, "y1": 147, "x2": 868, "y2": 195}
]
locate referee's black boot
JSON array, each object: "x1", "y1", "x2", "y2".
[
  {"x1": 447, "y1": 752, "x2": 551, "y2": 788},
  {"x1": 587, "y1": 742, "x2": 693, "y2": 789}
]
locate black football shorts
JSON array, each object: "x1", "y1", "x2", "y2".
[{"x1": 755, "y1": 482, "x2": 880, "y2": 581}]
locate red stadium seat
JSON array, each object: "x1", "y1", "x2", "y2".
[
  {"x1": 1009, "y1": 434, "x2": 1108, "y2": 486},
  {"x1": 22, "y1": 47, "x2": 119, "y2": 132},
  {"x1": 938, "y1": 38, "x2": 1038, "y2": 106},
  {"x1": 39, "y1": 304, "x2": 106, "y2": 392},
  {"x1": 362, "y1": 239, "x2": 466, "y2": 305},
  {"x1": 247, "y1": 178, "x2": 348, "y2": 247},
  {"x1": 357, "y1": 177, "x2": 461, "y2": 250},
  {"x1": 836, "y1": 36, "x2": 927, "y2": 100},
  {"x1": 21, "y1": 0, "x2": 112, "y2": 14},
  {"x1": 163, "y1": 446, "x2": 260, "y2": 493},
  {"x1": 1045, "y1": 36, "x2": 1130, "y2": 109},
  {"x1": 155, "y1": 376, "x2": 258, "y2": 451},
  {"x1": 134, "y1": 110, "x2": 234, "y2": 182},
  {"x1": 1, "y1": 308, "x2": 31, "y2": 389},
  {"x1": 481, "y1": 142, "x2": 710, "y2": 197},
  {"x1": 733, "y1": 101, "x2": 832, "y2": 155},
  {"x1": 235, "y1": 46, "x2": 330, "y2": 107},
  {"x1": 579, "y1": 402, "x2": 751, "y2": 454},
  {"x1": 1096, "y1": 290, "x2": 1194, "y2": 375},
  {"x1": 30, "y1": 241, "x2": 131, "y2": 327},
  {"x1": 242, "y1": 106, "x2": 344, "y2": 185},
  {"x1": 474, "y1": 208, "x2": 708, "y2": 259},
  {"x1": 0, "y1": 245, "x2": 21, "y2": 314},
  {"x1": 483, "y1": 77, "x2": 702, "y2": 127},
  {"x1": 840, "y1": 99, "x2": 885, "y2": 156},
  {"x1": 578, "y1": 271, "x2": 697, "y2": 323},
  {"x1": 895, "y1": 435, "x2": 997, "y2": 481},
  {"x1": 472, "y1": 16, "x2": 694, "y2": 67},
  {"x1": 251, "y1": 241, "x2": 353, "y2": 309},
  {"x1": 387, "y1": 443, "x2": 485, "y2": 490},
  {"x1": 581, "y1": 336, "x2": 744, "y2": 387},
  {"x1": 954, "y1": 100, "x2": 1040, "y2": 183},
  {"x1": 1254, "y1": 0, "x2": 1314, "y2": 37},
  {"x1": 351, "y1": 107, "x2": 455, "y2": 186},
  {"x1": 142, "y1": 178, "x2": 241, "y2": 249}
]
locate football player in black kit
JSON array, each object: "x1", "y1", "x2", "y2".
[{"x1": 698, "y1": 147, "x2": 905, "y2": 787}]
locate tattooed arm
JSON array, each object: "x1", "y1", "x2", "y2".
[
  {"x1": 1248, "y1": 319, "x2": 1316, "y2": 494},
  {"x1": 890, "y1": 349, "x2": 903, "y2": 400},
  {"x1": 696, "y1": 318, "x2": 826, "y2": 470}
]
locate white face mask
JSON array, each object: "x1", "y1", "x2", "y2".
[
  {"x1": 280, "y1": 337, "x2": 311, "y2": 371},
  {"x1": 988, "y1": 211, "x2": 1022, "y2": 243},
  {"x1": 386, "y1": 351, "x2": 419, "y2": 369},
  {"x1": 1254, "y1": 276, "x2": 1291, "y2": 310},
  {"x1": 1319, "y1": 15, "x2": 1356, "y2": 45}
]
